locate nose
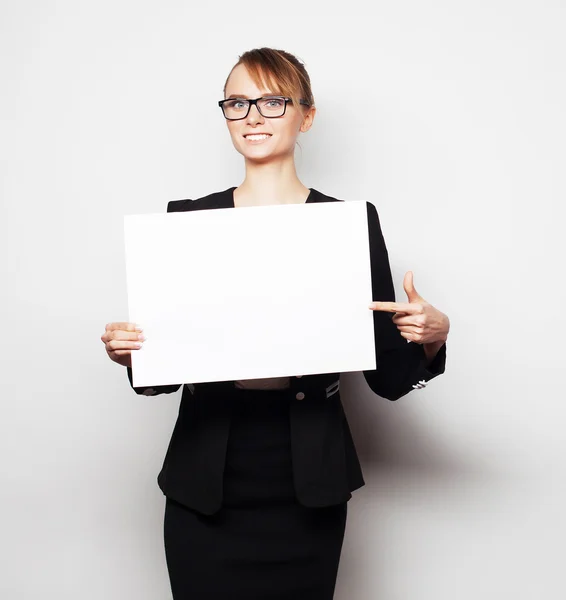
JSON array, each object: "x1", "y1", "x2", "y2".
[{"x1": 246, "y1": 102, "x2": 264, "y2": 126}]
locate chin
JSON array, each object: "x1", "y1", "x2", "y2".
[
  {"x1": 238, "y1": 145, "x2": 293, "y2": 165},
  {"x1": 237, "y1": 147, "x2": 276, "y2": 163},
  {"x1": 244, "y1": 153, "x2": 275, "y2": 165}
]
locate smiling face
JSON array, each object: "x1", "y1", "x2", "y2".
[{"x1": 223, "y1": 63, "x2": 316, "y2": 164}]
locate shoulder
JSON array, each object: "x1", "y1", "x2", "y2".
[
  {"x1": 310, "y1": 188, "x2": 380, "y2": 220},
  {"x1": 167, "y1": 187, "x2": 235, "y2": 213},
  {"x1": 308, "y1": 188, "x2": 344, "y2": 204}
]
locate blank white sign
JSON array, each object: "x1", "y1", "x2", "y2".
[{"x1": 124, "y1": 200, "x2": 376, "y2": 387}]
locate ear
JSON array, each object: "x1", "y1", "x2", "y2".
[{"x1": 300, "y1": 106, "x2": 316, "y2": 133}]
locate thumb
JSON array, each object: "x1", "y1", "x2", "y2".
[{"x1": 403, "y1": 271, "x2": 424, "y2": 303}]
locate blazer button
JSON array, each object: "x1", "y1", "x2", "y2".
[{"x1": 296, "y1": 392, "x2": 305, "y2": 400}]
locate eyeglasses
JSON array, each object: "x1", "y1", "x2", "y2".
[{"x1": 218, "y1": 96, "x2": 310, "y2": 120}]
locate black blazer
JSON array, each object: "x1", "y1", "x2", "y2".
[{"x1": 126, "y1": 187, "x2": 447, "y2": 515}]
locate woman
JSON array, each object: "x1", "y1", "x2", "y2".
[{"x1": 101, "y1": 48, "x2": 449, "y2": 599}]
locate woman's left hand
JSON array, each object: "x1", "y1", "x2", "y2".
[{"x1": 369, "y1": 271, "x2": 450, "y2": 345}]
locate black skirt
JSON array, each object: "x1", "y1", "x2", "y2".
[{"x1": 163, "y1": 387, "x2": 347, "y2": 600}]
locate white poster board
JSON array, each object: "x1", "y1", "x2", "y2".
[{"x1": 124, "y1": 200, "x2": 376, "y2": 387}]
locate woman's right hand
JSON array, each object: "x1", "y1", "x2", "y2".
[{"x1": 101, "y1": 322, "x2": 145, "y2": 368}]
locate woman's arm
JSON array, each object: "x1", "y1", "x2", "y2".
[{"x1": 362, "y1": 202, "x2": 447, "y2": 401}]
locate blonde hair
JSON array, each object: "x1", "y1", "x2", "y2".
[{"x1": 223, "y1": 47, "x2": 315, "y2": 111}]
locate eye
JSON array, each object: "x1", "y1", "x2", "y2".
[
  {"x1": 265, "y1": 98, "x2": 284, "y2": 108},
  {"x1": 225, "y1": 99, "x2": 247, "y2": 110}
]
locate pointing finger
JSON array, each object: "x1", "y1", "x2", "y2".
[{"x1": 368, "y1": 301, "x2": 423, "y2": 314}]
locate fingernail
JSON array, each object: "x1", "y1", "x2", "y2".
[
  {"x1": 135, "y1": 324, "x2": 143, "y2": 331},
  {"x1": 138, "y1": 334, "x2": 146, "y2": 341}
]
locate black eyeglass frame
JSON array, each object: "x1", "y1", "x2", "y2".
[{"x1": 217, "y1": 96, "x2": 311, "y2": 120}]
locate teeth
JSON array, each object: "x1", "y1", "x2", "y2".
[{"x1": 245, "y1": 134, "x2": 270, "y2": 140}]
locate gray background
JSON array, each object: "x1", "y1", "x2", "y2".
[{"x1": 1, "y1": 1, "x2": 564, "y2": 598}]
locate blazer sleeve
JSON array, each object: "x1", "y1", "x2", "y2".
[
  {"x1": 125, "y1": 367, "x2": 182, "y2": 396},
  {"x1": 362, "y1": 201, "x2": 447, "y2": 401},
  {"x1": 125, "y1": 199, "x2": 190, "y2": 396}
]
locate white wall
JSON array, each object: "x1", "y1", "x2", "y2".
[{"x1": 1, "y1": 1, "x2": 564, "y2": 598}]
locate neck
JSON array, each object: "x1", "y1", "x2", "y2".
[{"x1": 235, "y1": 155, "x2": 309, "y2": 206}]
